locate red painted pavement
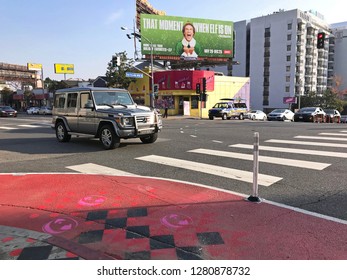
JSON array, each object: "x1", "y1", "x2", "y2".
[{"x1": 0, "y1": 174, "x2": 346, "y2": 259}]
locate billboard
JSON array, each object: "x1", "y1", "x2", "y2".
[
  {"x1": 27, "y1": 63, "x2": 42, "y2": 71},
  {"x1": 140, "y1": 14, "x2": 233, "y2": 61},
  {"x1": 54, "y1": 64, "x2": 74, "y2": 74}
]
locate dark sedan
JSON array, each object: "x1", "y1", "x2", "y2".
[
  {"x1": 294, "y1": 107, "x2": 326, "y2": 122},
  {"x1": 0, "y1": 106, "x2": 17, "y2": 117}
]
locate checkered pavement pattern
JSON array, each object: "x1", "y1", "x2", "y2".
[
  {"x1": 75, "y1": 207, "x2": 225, "y2": 260},
  {"x1": 0, "y1": 233, "x2": 82, "y2": 260}
]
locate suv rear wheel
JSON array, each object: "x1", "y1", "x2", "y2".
[
  {"x1": 56, "y1": 122, "x2": 71, "y2": 142},
  {"x1": 100, "y1": 124, "x2": 120, "y2": 150}
]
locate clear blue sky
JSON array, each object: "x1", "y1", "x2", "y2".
[{"x1": 0, "y1": 0, "x2": 344, "y2": 81}]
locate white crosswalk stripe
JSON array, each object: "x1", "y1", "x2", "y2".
[
  {"x1": 295, "y1": 135, "x2": 347, "y2": 141},
  {"x1": 266, "y1": 139, "x2": 347, "y2": 148},
  {"x1": 67, "y1": 163, "x2": 135, "y2": 176},
  {"x1": 319, "y1": 132, "x2": 347, "y2": 137},
  {"x1": 136, "y1": 155, "x2": 282, "y2": 187},
  {"x1": 230, "y1": 144, "x2": 347, "y2": 158},
  {"x1": 188, "y1": 148, "x2": 330, "y2": 170}
]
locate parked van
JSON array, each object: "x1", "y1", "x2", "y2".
[
  {"x1": 208, "y1": 98, "x2": 248, "y2": 120},
  {"x1": 51, "y1": 87, "x2": 162, "y2": 149}
]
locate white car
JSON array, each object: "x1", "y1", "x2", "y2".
[
  {"x1": 38, "y1": 106, "x2": 52, "y2": 115},
  {"x1": 247, "y1": 110, "x2": 267, "y2": 121},
  {"x1": 267, "y1": 109, "x2": 294, "y2": 121},
  {"x1": 26, "y1": 107, "x2": 40, "y2": 115}
]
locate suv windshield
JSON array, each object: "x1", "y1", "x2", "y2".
[
  {"x1": 213, "y1": 103, "x2": 229, "y2": 109},
  {"x1": 93, "y1": 91, "x2": 134, "y2": 106}
]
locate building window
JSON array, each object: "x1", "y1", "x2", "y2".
[
  {"x1": 286, "y1": 65, "x2": 291, "y2": 72},
  {"x1": 287, "y1": 45, "x2": 291, "y2": 51},
  {"x1": 286, "y1": 76, "x2": 291, "y2": 82},
  {"x1": 287, "y1": 34, "x2": 292, "y2": 41},
  {"x1": 288, "y1": 23, "x2": 292, "y2": 30},
  {"x1": 285, "y1": 86, "x2": 290, "y2": 92},
  {"x1": 286, "y1": 55, "x2": 291, "y2": 62},
  {"x1": 191, "y1": 96, "x2": 199, "y2": 109}
]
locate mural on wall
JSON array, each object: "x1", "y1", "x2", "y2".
[{"x1": 155, "y1": 95, "x2": 175, "y2": 109}]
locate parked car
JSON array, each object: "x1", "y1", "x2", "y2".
[
  {"x1": 267, "y1": 109, "x2": 294, "y2": 121},
  {"x1": 324, "y1": 109, "x2": 341, "y2": 123},
  {"x1": 247, "y1": 110, "x2": 267, "y2": 121},
  {"x1": 340, "y1": 115, "x2": 347, "y2": 123},
  {"x1": 0, "y1": 106, "x2": 17, "y2": 117},
  {"x1": 27, "y1": 106, "x2": 40, "y2": 115},
  {"x1": 294, "y1": 107, "x2": 326, "y2": 122},
  {"x1": 38, "y1": 106, "x2": 52, "y2": 115}
]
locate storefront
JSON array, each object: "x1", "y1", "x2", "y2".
[{"x1": 128, "y1": 69, "x2": 250, "y2": 118}]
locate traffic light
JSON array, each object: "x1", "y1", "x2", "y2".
[
  {"x1": 196, "y1": 83, "x2": 201, "y2": 94},
  {"x1": 153, "y1": 84, "x2": 159, "y2": 99},
  {"x1": 317, "y1": 32, "x2": 325, "y2": 49},
  {"x1": 112, "y1": 56, "x2": 121, "y2": 67},
  {"x1": 202, "y1": 78, "x2": 207, "y2": 93}
]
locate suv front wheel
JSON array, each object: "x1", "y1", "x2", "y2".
[
  {"x1": 56, "y1": 122, "x2": 71, "y2": 142},
  {"x1": 100, "y1": 124, "x2": 120, "y2": 150},
  {"x1": 140, "y1": 132, "x2": 158, "y2": 144}
]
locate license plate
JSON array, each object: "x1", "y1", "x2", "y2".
[{"x1": 139, "y1": 129, "x2": 153, "y2": 134}]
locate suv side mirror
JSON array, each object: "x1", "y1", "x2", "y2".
[{"x1": 84, "y1": 100, "x2": 94, "y2": 109}]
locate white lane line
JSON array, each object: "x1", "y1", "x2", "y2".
[
  {"x1": 319, "y1": 132, "x2": 347, "y2": 136},
  {"x1": 190, "y1": 135, "x2": 197, "y2": 138},
  {"x1": 66, "y1": 163, "x2": 135, "y2": 176},
  {"x1": 0, "y1": 126, "x2": 17, "y2": 130},
  {"x1": 212, "y1": 140, "x2": 223, "y2": 143},
  {"x1": 188, "y1": 148, "x2": 330, "y2": 170},
  {"x1": 230, "y1": 144, "x2": 347, "y2": 158},
  {"x1": 266, "y1": 139, "x2": 347, "y2": 148},
  {"x1": 295, "y1": 135, "x2": 347, "y2": 142},
  {"x1": 18, "y1": 125, "x2": 41, "y2": 128},
  {"x1": 136, "y1": 155, "x2": 282, "y2": 187}
]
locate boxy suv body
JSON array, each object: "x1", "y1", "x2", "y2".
[
  {"x1": 51, "y1": 87, "x2": 162, "y2": 149},
  {"x1": 208, "y1": 98, "x2": 248, "y2": 120}
]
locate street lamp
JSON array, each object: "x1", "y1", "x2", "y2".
[{"x1": 121, "y1": 27, "x2": 155, "y2": 108}]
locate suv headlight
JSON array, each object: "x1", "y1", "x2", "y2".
[
  {"x1": 116, "y1": 116, "x2": 135, "y2": 127},
  {"x1": 122, "y1": 117, "x2": 134, "y2": 126}
]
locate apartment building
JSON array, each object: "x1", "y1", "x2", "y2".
[
  {"x1": 330, "y1": 22, "x2": 347, "y2": 95},
  {"x1": 232, "y1": 9, "x2": 336, "y2": 111}
]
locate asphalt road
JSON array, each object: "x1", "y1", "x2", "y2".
[{"x1": 1, "y1": 114, "x2": 347, "y2": 221}]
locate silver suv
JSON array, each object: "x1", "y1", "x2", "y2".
[
  {"x1": 51, "y1": 87, "x2": 162, "y2": 149},
  {"x1": 208, "y1": 98, "x2": 248, "y2": 120}
]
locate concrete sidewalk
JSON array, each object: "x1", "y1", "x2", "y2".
[{"x1": 1, "y1": 173, "x2": 347, "y2": 260}]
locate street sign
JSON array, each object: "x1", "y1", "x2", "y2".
[{"x1": 126, "y1": 72, "x2": 143, "y2": 78}]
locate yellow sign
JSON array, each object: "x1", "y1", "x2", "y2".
[
  {"x1": 27, "y1": 63, "x2": 42, "y2": 70},
  {"x1": 54, "y1": 63, "x2": 74, "y2": 74}
]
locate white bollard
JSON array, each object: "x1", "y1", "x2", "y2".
[{"x1": 247, "y1": 132, "x2": 261, "y2": 202}]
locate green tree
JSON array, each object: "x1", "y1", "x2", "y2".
[
  {"x1": 0, "y1": 87, "x2": 14, "y2": 105},
  {"x1": 300, "y1": 89, "x2": 343, "y2": 111},
  {"x1": 44, "y1": 77, "x2": 68, "y2": 92},
  {"x1": 105, "y1": 51, "x2": 135, "y2": 88}
]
